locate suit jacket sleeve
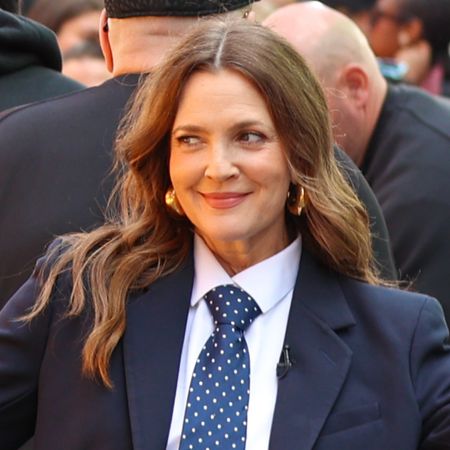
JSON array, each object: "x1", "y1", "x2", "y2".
[
  {"x1": 413, "y1": 297, "x2": 450, "y2": 449},
  {"x1": 0, "y1": 260, "x2": 51, "y2": 450}
]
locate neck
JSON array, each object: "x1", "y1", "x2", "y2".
[
  {"x1": 200, "y1": 229, "x2": 292, "y2": 276},
  {"x1": 361, "y1": 76, "x2": 388, "y2": 164}
]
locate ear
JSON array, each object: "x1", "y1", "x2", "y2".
[
  {"x1": 339, "y1": 64, "x2": 370, "y2": 109},
  {"x1": 99, "y1": 9, "x2": 113, "y2": 73}
]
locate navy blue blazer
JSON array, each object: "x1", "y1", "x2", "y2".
[{"x1": 0, "y1": 249, "x2": 449, "y2": 450}]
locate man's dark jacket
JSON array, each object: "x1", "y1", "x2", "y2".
[
  {"x1": 362, "y1": 83, "x2": 450, "y2": 322},
  {"x1": 0, "y1": 9, "x2": 83, "y2": 112},
  {"x1": 0, "y1": 73, "x2": 395, "y2": 308}
]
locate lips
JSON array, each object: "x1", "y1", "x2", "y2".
[{"x1": 201, "y1": 192, "x2": 249, "y2": 209}]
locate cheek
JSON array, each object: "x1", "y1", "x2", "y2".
[
  {"x1": 169, "y1": 152, "x2": 201, "y2": 192},
  {"x1": 168, "y1": 152, "x2": 176, "y2": 186},
  {"x1": 262, "y1": 163, "x2": 291, "y2": 200},
  {"x1": 168, "y1": 152, "x2": 185, "y2": 191},
  {"x1": 369, "y1": 25, "x2": 399, "y2": 57}
]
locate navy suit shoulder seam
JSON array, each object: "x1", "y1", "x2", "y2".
[
  {"x1": 0, "y1": 85, "x2": 97, "y2": 124},
  {"x1": 0, "y1": 386, "x2": 36, "y2": 413}
]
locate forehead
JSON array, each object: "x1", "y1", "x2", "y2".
[
  {"x1": 173, "y1": 69, "x2": 273, "y2": 124},
  {"x1": 179, "y1": 69, "x2": 261, "y2": 100},
  {"x1": 376, "y1": 0, "x2": 401, "y2": 12}
]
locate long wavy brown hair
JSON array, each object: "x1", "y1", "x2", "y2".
[{"x1": 25, "y1": 18, "x2": 382, "y2": 387}]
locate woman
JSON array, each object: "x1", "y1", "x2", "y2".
[
  {"x1": 0, "y1": 19, "x2": 449, "y2": 450},
  {"x1": 366, "y1": 0, "x2": 450, "y2": 95},
  {"x1": 27, "y1": 0, "x2": 103, "y2": 54},
  {"x1": 27, "y1": 0, "x2": 110, "y2": 86}
]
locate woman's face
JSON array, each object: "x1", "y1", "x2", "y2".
[
  {"x1": 57, "y1": 10, "x2": 101, "y2": 54},
  {"x1": 366, "y1": 0, "x2": 405, "y2": 57},
  {"x1": 170, "y1": 69, "x2": 292, "y2": 263}
]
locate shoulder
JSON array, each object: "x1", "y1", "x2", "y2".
[
  {"x1": 368, "y1": 86, "x2": 450, "y2": 206},
  {"x1": 1, "y1": 238, "x2": 74, "y2": 321},
  {"x1": 0, "y1": 75, "x2": 137, "y2": 134},
  {"x1": 0, "y1": 76, "x2": 138, "y2": 169},
  {"x1": 0, "y1": 67, "x2": 83, "y2": 111},
  {"x1": 387, "y1": 84, "x2": 450, "y2": 141},
  {"x1": 339, "y1": 276, "x2": 446, "y2": 334},
  {"x1": 20, "y1": 66, "x2": 85, "y2": 96},
  {"x1": 340, "y1": 276, "x2": 431, "y2": 311}
]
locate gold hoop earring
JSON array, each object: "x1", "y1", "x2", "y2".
[
  {"x1": 165, "y1": 187, "x2": 184, "y2": 216},
  {"x1": 287, "y1": 185, "x2": 306, "y2": 216}
]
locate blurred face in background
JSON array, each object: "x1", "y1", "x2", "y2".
[
  {"x1": 62, "y1": 53, "x2": 110, "y2": 86},
  {"x1": 366, "y1": 0, "x2": 407, "y2": 57},
  {"x1": 57, "y1": 9, "x2": 101, "y2": 54}
]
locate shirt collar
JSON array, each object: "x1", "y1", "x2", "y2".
[{"x1": 191, "y1": 234, "x2": 301, "y2": 314}]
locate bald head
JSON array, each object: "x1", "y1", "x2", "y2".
[
  {"x1": 264, "y1": 1, "x2": 378, "y2": 83},
  {"x1": 102, "y1": 7, "x2": 251, "y2": 76},
  {"x1": 264, "y1": 1, "x2": 388, "y2": 166}
]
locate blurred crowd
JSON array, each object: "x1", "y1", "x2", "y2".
[
  {"x1": 11, "y1": 0, "x2": 109, "y2": 86},
  {"x1": 2, "y1": 0, "x2": 450, "y2": 91},
  {"x1": 256, "y1": 0, "x2": 450, "y2": 96}
]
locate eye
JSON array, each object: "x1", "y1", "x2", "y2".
[
  {"x1": 238, "y1": 131, "x2": 266, "y2": 145},
  {"x1": 176, "y1": 135, "x2": 202, "y2": 147}
]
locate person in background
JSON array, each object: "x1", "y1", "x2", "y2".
[
  {"x1": 320, "y1": 0, "x2": 410, "y2": 83},
  {"x1": 20, "y1": 0, "x2": 34, "y2": 14},
  {"x1": 1, "y1": 18, "x2": 449, "y2": 450},
  {"x1": 320, "y1": 0, "x2": 376, "y2": 34},
  {"x1": 62, "y1": 38, "x2": 111, "y2": 86},
  {"x1": 367, "y1": 0, "x2": 450, "y2": 96},
  {"x1": 27, "y1": 0, "x2": 103, "y2": 54},
  {"x1": 0, "y1": 0, "x2": 396, "y2": 310},
  {"x1": 26, "y1": 0, "x2": 109, "y2": 86},
  {"x1": 320, "y1": 0, "x2": 450, "y2": 96},
  {"x1": 0, "y1": 0, "x2": 83, "y2": 111},
  {"x1": 265, "y1": 1, "x2": 450, "y2": 323}
]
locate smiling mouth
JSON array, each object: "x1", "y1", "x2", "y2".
[{"x1": 201, "y1": 192, "x2": 249, "y2": 209}]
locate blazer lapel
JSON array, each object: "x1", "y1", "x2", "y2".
[
  {"x1": 123, "y1": 254, "x2": 195, "y2": 450},
  {"x1": 269, "y1": 250, "x2": 355, "y2": 450}
]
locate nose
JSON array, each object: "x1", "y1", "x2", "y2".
[{"x1": 203, "y1": 141, "x2": 239, "y2": 181}]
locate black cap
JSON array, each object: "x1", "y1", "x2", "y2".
[
  {"x1": 105, "y1": 0, "x2": 258, "y2": 19},
  {"x1": 320, "y1": 0, "x2": 376, "y2": 13}
]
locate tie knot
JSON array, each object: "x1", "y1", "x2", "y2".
[{"x1": 204, "y1": 284, "x2": 261, "y2": 331}]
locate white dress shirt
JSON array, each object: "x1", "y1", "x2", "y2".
[{"x1": 166, "y1": 234, "x2": 301, "y2": 450}]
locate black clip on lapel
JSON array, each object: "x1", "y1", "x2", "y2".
[{"x1": 277, "y1": 345, "x2": 294, "y2": 379}]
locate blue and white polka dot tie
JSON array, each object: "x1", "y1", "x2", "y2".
[{"x1": 179, "y1": 284, "x2": 261, "y2": 450}]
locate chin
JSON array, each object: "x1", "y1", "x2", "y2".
[{"x1": 198, "y1": 227, "x2": 250, "y2": 246}]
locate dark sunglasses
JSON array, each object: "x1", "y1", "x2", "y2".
[{"x1": 369, "y1": 8, "x2": 410, "y2": 26}]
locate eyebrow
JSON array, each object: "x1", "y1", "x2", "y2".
[
  {"x1": 171, "y1": 125, "x2": 204, "y2": 135},
  {"x1": 172, "y1": 120, "x2": 269, "y2": 136}
]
